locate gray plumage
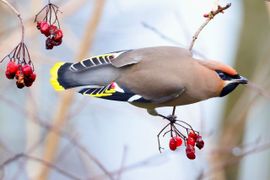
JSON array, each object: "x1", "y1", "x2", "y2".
[{"x1": 51, "y1": 46, "x2": 247, "y2": 115}]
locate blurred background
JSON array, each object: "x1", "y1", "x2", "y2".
[{"x1": 0, "y1": 0, "x2": 269, "y2": 179}]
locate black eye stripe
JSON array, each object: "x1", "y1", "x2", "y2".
[{"x1": 216, "y1": 70, "x2": 240, "y2": 80}]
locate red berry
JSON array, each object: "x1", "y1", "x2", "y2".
[
  {"x1": 174, "y1": 136, "x2": 183, "y2": 147},
  {"x1": 24, "y1": 79, "x2": 33, "y2": 87},
  {"x1": 7, "y1": 61, "x2": 18, "y2": 74},
  {"x1": 36, "y1": 21, "x2": 41, "y2": 30},
  {"x1": 169, "y1": 138, "x2": 177, "y2": 151},
  {"x1": 186, "y1": 144, "x2": 196, "y2": 160},
  {"x1": 53, "y1": 39, "x2": 62, "y2": 46},
  {"x1": 188, "y1": 131, "x2": 198, "y2": 141},
  {"x1": 53, "y1": 29, "x2": 63, "y2": 42},
  {"x1": 49, "y1": 25, "x2": 58, "y2": 35},
  {"x1": 5, "y1": 71, "x2": 15, "y2": 79},
  {"x1": 46, "y1": 38, "x2": 54, "y2": 49},
  {"x1": 22, "y1": 65, "x2": 33, "y2": 77},
  {"x1": 186, "y1": 151, "x2": 196, "y2": 160},
  {"x1": 29, "y1": 73, "x2": 36, "y2": 82},
  {"x1": 15, "y1": 70, "x2": 22, "y2": 80},
  {"x1": 196, "y1": 136, "x2": 204, "y2": 150},
  {"x1": 187, "y1": 137, "x2": 196, "y2": 146},
  {"x1": 40, "y1": 21, "x2": 50, "y2": 37},
  {"x1": 16, "y1": 81, "x2": 24, "y2": 89}
]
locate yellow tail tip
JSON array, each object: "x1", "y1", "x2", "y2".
[{"x1": 50, "y1": 62, "x2": 65, "y2": 91}]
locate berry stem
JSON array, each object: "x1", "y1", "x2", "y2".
[{"x1": 0, "y1": 0, "x2": 25, "y2": 43}]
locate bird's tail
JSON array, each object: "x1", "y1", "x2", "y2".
[{"x1": 50, "y1": 62, "x2": 74, "y2": 91}]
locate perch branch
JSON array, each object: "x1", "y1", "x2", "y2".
[
  {"x1": 189, "y1": 3, "x2": 231, "y2": 51},
  {"x1": 172, "y1": 3, "x2": 231, "y2": 116}
]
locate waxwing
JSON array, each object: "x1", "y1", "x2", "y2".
[{"x1": 50, "y1": 46, "x2": 248, "y2": 115}]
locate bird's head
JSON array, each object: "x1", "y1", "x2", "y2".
[
  {"x1": 216, "y1": 70, "x2": 248, "y2": 97},
  {"x1": 198, "y1": 60, "x2": 248, "y2": 97}
]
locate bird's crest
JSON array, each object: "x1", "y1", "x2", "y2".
[{"x1": 197, "y1": 60, "x2": 237, "y2": 76}]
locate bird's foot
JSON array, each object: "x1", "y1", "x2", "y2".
[{"x1": 157, "y1": 114, "x2": 177, "y2": 123}]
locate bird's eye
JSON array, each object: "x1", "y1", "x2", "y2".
[{"x1": 217, "y1": 71, "x2": 226, "y2": 80}]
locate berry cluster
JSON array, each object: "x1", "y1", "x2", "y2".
[
  {"x1": 1, "y1": 42, "x2": 36, "y2": 89},
  {"x1": 169, "y1": 136, "x2": 182, "y2": 151},
  {"x1": 35, "y1": 3, "x2": 63, "y2": 50},
  {"x1": 157, "y1": 116, "x2": 205, "y2": 160},
  {"x1": 6, "y1": 61, "x2": 36, "y2": 88},
  {"x1": 168, "y1": 131, "x2": 204, "y2": 160},
  {"x1": 185, "y1": 131, "x2": 204, "y2": 160}
]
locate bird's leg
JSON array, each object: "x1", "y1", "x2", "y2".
[{"x1": 157, "y1": 114, "x2": 177, "y2": 123}]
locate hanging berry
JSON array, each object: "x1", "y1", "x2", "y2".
[
  {"x1": 1, "y1": 43, "x2": 36, "y2": 89},
  {"x1": 157, "y1": 117, "x2": 205, "y2": 160},
  {"x1": 34, "y1": 1, "x2": 63, "y2": 50}
]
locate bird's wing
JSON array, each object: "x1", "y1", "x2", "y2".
[
  {"x1": 50, "y1": 49, "x2": 141, "y2": 90},
  {"x1": 78, "y1": 81, "x2": 185, "y2": 104},
  {"x1": 50, "y1": 46, "x2": 189, "y2": 105},
  {"x1": 68, "y1": 49, "x2": 137, "y2": 72}
]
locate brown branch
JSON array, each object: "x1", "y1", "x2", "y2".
[
  {"x1": 246, "y1": 82, "x2": 270, "y2": 99},
  {"x1": 171, "y1": 4, "x2": 232, "y2": 115},
  {"x1": 189, "y1": 3, "x2": 231, "y2": 51},
  {"x1": 38, "y1": 1, "x2": 110, "y2": 180},
  {"x1": 0, "y1": 94, "x2": 111, "y2": 180},
  {"x1": 92, "y1": 153, "x2": 169, "y2": 179},
  {"x1": 203, "y1": 140, "x2": 270, "y2": 179},
  {"x1": 115, "y1": 146, "x2": 128, "y2": 180},
  {"x1": 0, "y1": 153, "x2": 81, "y2": 180}
]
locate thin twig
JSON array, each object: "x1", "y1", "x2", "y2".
[
  {"x1": 203, "y1": 140, "x2": 270, "y2": 179},
  {"x1": 247, "y1": 82, "x2": 270, "y2": 99},
  {"x1": 171, "y1": 3, "x2": 232, "y2": 116},
  {"x1": 0, "y1": 94, "x2": 111, "y2": 180},
  {"x1": 142, "y1": 22, "x2": 182, "y2": 45},
  {"x1": 0, "y1": 0, "x2": 24, "y2": 42},
  {"x1": 115, "y1": 146, "x2": 128, "y2": 180},
  {"x1": 0, "y1": 153, "x2": 81, "y2": 180},
  {"x1": 189, "y1": 3, "x2": 231, "y2": 51}
]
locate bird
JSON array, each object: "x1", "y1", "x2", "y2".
[{"x1": 50, "y1": 46, "x2": 248, "y2": 118}]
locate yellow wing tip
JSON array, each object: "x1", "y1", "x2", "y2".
[{"x1": 50, "y1": 62, "x2": 65, "y2": 91}]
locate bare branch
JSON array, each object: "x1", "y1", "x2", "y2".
[
  {"x1": 0, "y1": 153, "x2": 81, "y2": 180},
  {"x1": 189, "y1": 3, "x2": 232, "y2": 51}
]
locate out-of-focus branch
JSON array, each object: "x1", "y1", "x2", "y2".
[
  {"x1": 189, "y1": 3, "x2": 231, "y2": 51},
  {"x1": 0, "y1": 93, "x2": 112, "y2": 180},
  {"x1": 115, "y1": 146, "x2": 128, "y2": 180},
  {"x1": 0, "y1": 153, "x2": 81, "y2": 180},
  {"x1": 247, "y1": 82, "x2": 270, "y2": 99},
  {"x1": 92, "y1": 153, "x2": 169, "y2": 180},
  {"x1": 38, "y1": 1, "x2": 110, "y2": 180},
  {"x1": 0, "y1": 0, "x2": 24, "y2": 42},
  {"x1": 142, "y1": 22, "x2": 182, "y2": 45},
  {"x1": 203, "y1": 140, "x2": 270, "y2": 179}
]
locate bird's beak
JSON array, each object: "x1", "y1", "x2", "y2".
[{"x1": 235, "y1": 76, "x2": 248, "y2": 84}]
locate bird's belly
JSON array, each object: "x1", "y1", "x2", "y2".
[{"x1": 130, "y1": 93, "x2": 203, "y2": 109}]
